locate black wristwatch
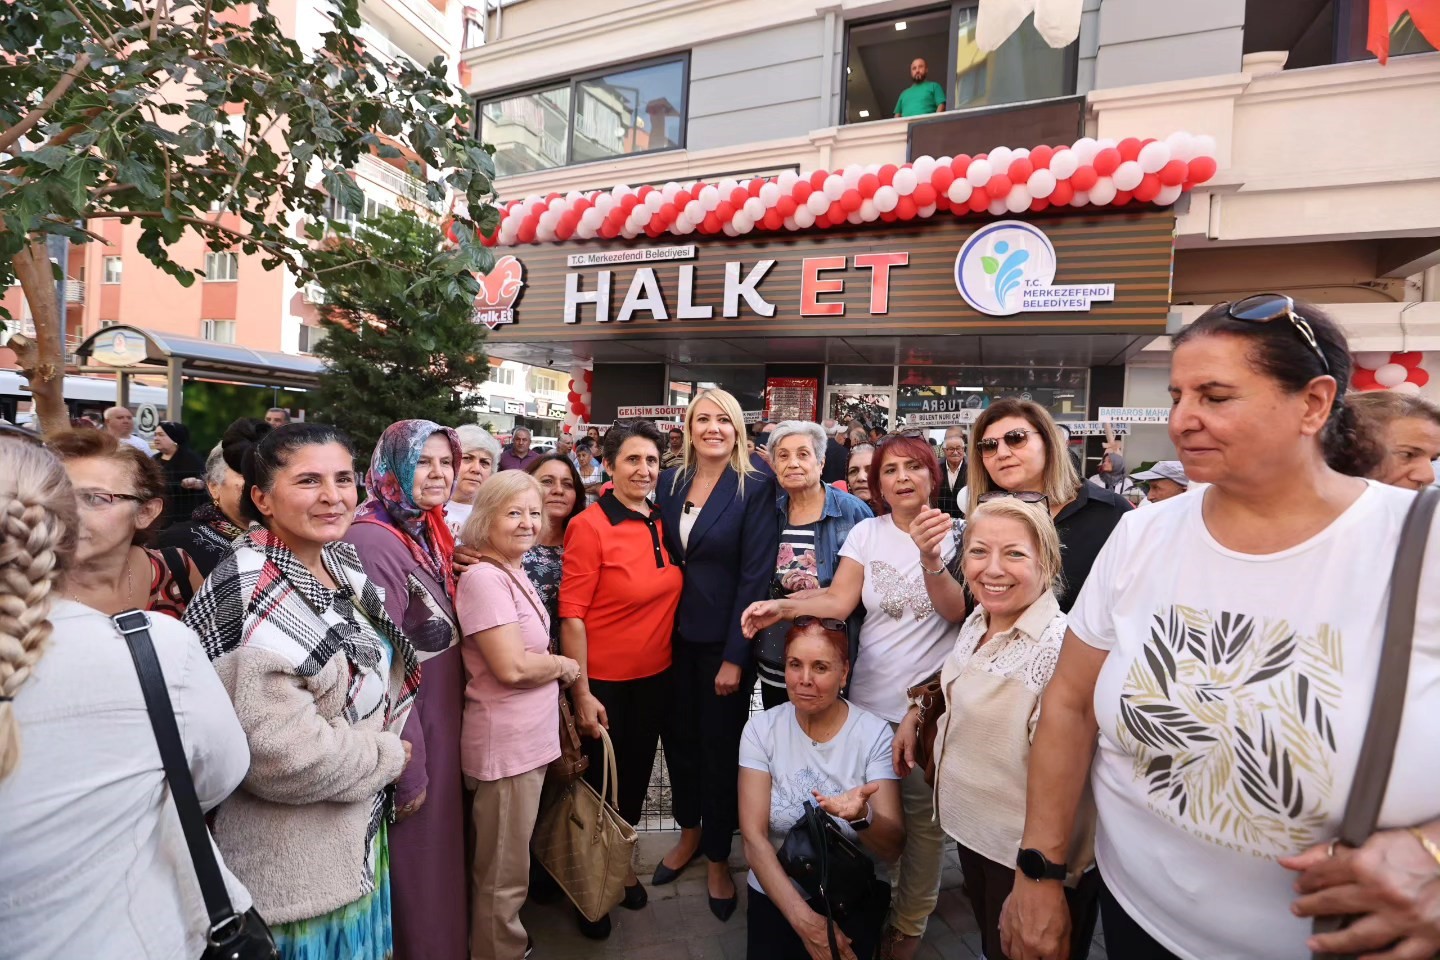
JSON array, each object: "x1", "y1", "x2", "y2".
[
  {"x1": 1017, "y1": 848, "x2": 1067, "y2": 882},
  {"x1": 847, "y1": 802, "x2": 872, "y2": 832}
]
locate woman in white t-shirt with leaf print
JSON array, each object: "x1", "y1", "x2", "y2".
[{"x1": 1001, "y1": 296, "x2": 1440, "y2": 960}]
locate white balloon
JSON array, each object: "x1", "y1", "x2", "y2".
[
  {"x1": 593, "y1": 194, "x2": 615, "y2": 215},
  {"x1": 860, "y1": 199, "x2": 879, "y2": 220},
  {"x1": 783, "y1": 216, "x2": 799, "y2": 230},
  {"x1": 1375, "y1": 363, "x2": 1409, "y2": 388},
  {"x1": 1095, "y1": 137, "x2": 1117, "y2": 150},
  {"x1": 1193, "y1": 134, "x2": 1217, "y2": 158},
  {"x1": 823, "y1": 174, "x2": 845, "y2": 201},
  {"x1": 1154, "y1": 184, "x2": 1183, "y2": 206},
  {"x1": 1089, "y1": 178, "x2": 1117, "y2": 205},
  {"x1": 777, "y1": 170, "x2": 799, "y2": 192},
  {"x1": 1167, "y1": 131, "x2": 1197, "y2": 163},
  {"x1": 611, "y1": 184, "x2": 632, "y2": 198},
  {"x1": 793, "y1": 206, "x2": 817, "y2": 229},
  {"x1": 843, "y1": 163, "x2": 864, "y2": 186},
  {"x1": 1005, "y1": 185, "x2": 1032, "y2": 213},
  {"x1": 806, "y1": 191, "x2": 831, "y2": 215},
  {"x1": 732, "y1": 212, "x2": 754, "y2": 233},
  {"x1": 1012, "y1": 147, "x2": 1030, "y2": 159},
  {"x1": 893, "y1": 167, "x2": 918, "y2": 196},
  {"x1": 1392, "y1": 381, "x2": 1422, "y2": 395},
  {"x1": 565, "y1": 190, "x2": 584, "y2": 204},
  {"x1": 1048, "y1": 150, "x2": 1078, "y2": 181},
  {"x1": 1354, "y1": 352, "x2": 1394, "y2": 368},
  {"x1": 1028, "y1": 168, "x2": 1057, "y2": 199},
  {"x1": 947, "y1": 179, "x2": 973, "y2": 204},
  {"x1": 684, "y1": 200, "x2": 704, "y2": 223},
  {"x1": 988, "y1": 198, "x2": 1008, "y2": 216},
  {"x1": 538, "y1": 210, "x2": 559, "y2": 230},
  {"x1": 988, "y1": 147, "x2": 1013, "y2": 170},
  {"x1": 935, "y1": 155, "x2": 953, "y2": 170},
  {"x1": 1071, "y1": 137, "x2": 1099, "y2": 164},
  {"x1": 718, "y1": 178, "x2": 739, "y2": 195},
  {"x1": 1137, "y1": 141, "x2": 1171, "y2": 174},
  {"x1": 966, "y1": 158, "x2": 993, "y2": 188},
  {"x1": 743, "y1": 197, "x2": 765, "y2": 220},
  {"x1": 645, "y1": 191, "x2": 665, "y2": 212},
  {"x1": 917, "y1": 204, "x2": 937, "y2": 218},
  {"x1": 699, "y1": 185, "x2": 721, "y2": 210},
  {"x1": 536, "y1": 223, "x2": 556, "y2": 242},
  {"x1": 1069, "y1": 189, "x2": 1090, "y2": 207},
  {"x1": 846, "y1": 211, "x2": 864, "y2": 224},
  {"x1": 759, "y1": 182, "x2": 781, "y2": 206},
  {"x1": 912, "y1": 156, "x2": 936, "y2": 181},
  {"x1": 873, "y1": 185, "x2": 900, "y2": 213},
  {"x1": 722, "y1": 222, "x2": 739, "y2": 236},
  {"x1": 662, "y1": 181, "x2": 681, "y2": 198},
  {"x1": 1113, "y1": 161, "x2": 1144, "y2": 192}
]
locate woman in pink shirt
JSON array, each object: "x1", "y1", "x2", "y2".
[{"x1": 454, "y1": 471, "x2": 582, "y2": 960}]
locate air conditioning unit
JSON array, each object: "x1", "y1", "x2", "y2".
[{"x1": 303, "y1": 282, "x2": 326, "y2": 304}]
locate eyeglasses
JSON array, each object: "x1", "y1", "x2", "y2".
[
  {"x1": 1224, "y1": 293, "x2": 1331, "y2": 376},
  {"x1": 977, "y1": 491, "x2": 1049, "y2": 505},
  {"x1": 793, "y1": 615, "x2": 848, "y2": 634},
  {"x1": 977, "y1": 429, "x2": 1039, "y2": 458},
  {"x1": 76, "y1": 490, "x2": 147, "y2": 509},
  {"x1": 0, "y1": 423, "x2": 44, "y2": 445}
]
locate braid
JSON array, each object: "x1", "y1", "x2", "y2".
[
  {"x1": 0, "y1": 443, "x2": 78, "y2": 782},
  {"x1": 1323, "y1": 400, "x2": 1383, "y2": 479}
]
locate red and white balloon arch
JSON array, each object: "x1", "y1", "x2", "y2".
[
  {"x1": 561, "y1": 362, "x2": 593, "y2": 435},
  {"x1": 469, "y1": 131, "x2": 1219, "y2": 248},
  {"x1": 1353, "y1": 351, "x2": 1430, "y2": 394}
]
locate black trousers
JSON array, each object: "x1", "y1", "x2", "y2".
[
  {"x1": 760, "y1": 679, "x2": 790, "y2": 710},
  {"x1": 661, "y1": 639, "x2": 755, "y2": 862},
  {"x1": 954, "y1": 843, "x2": 1101, "y2": 960},
  {"x1": 583, "y1": 669, "x2": 670, "y2": 827},
  {"x1": 746, "y1": 880, "x2": 890, "y2": 960},
  {"x1": 1097, "y1": 873, "x2": 1182, "y2": 960}
]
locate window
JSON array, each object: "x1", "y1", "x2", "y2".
[
  {"x1": 478, "y1": 55, "x2": 688, "y2": 178},
  {"x1": 204, "y1": 251, "x2": 238, "y2": 282},
  {"x1": 844, "y1": 4, "x2": 1073, "y2": 124},
  {"x1": 100, "y1": 319, "x2": 119, "y2": 329},
  {"x1": 491, "y1": 366, "x2": 516, "y2": 386},
  {"x1": 1252, "y1": 0, "x2": 1437, "y2": 69},
  {"x1": 103, "y1": 257, "x2": 123, "y2": 284},
  {"x1": 299, "y1": 324, "x2": 329, "y2": 353},
  {"x1": 201, "y1": 319, "x2": 237, "y2": 343},
  {"x1": 531, "y1": 372, "x2": 561, "y2": 394},
  {"x1": 325, "y1": 193, "x2": 393, "y2": 224}
]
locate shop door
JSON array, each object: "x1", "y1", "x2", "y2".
[{"x1": 825, "y1": 385, "x2": 895, "y2": 434}]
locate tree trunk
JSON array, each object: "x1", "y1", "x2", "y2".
[{"x1": 11, "y1": 240, "x2": 69, "y2": 436}]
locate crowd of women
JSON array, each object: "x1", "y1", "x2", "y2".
[{"x1": 2, "y1": 293, "x2": 1440, "y2": 960}]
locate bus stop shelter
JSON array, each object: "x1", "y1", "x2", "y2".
[{"x1": 73, "y1": 325, "x2": 324, "y2": 419}]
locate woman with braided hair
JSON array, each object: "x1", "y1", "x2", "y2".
[{"x1": 0, "y1": 430, "x2": 254, "y2": 958}]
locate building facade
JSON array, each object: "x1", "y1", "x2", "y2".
[{"x1": 463, "y1": 0, "x2": 1440, "y2": 466}]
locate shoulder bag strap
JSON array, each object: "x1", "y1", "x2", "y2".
[
  {"x1": 112, "y1": 610, "x2": 239, "y2": 933},
  {"x1": 474, "y1": 555, "x2": 549, "y2": 626},
  {"x1": 160, "y1": 546, "x2": 195, "y2": 605},
  {"x1": 1334, "y1": 484, "x2": 1439, "y2": 848},
  {"x1": 803, "y1": 800, "x2": 842, "y2": 960}
]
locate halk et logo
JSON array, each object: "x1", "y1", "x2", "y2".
[
  {"x1": 474, "y1": 255, "x2": 525, "y2": 330},
  {"x1": 954, "y1": 220, "x2": 1114, "y2": 317}
]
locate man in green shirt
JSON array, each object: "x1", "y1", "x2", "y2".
[{"x1": 893, "y1": 58, "x2": 946, "y2": 118}]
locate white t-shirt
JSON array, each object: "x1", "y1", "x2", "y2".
[
  {"x1": 1069, "y1": 481, "x2": 1440, "y2": 960},
  {"x1": 738, "y1": 701, "x2": 898, "y2": 895},
  {"x1": 446, "y1": 499, "x2": 474, "y2": 542},
  {"x1": 838, "y1": 515, "x2": 960, "y2": 722},
  {"x1": 120, "y1": 433, "x2": 152, "y2": 455}
]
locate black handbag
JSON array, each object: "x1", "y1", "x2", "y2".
[
  {"x1": 112, "y1": 610, "x2": 279, "y2": 960},
  {"x1": 778, "y1": 800, "x2": 876, "y2": 957}
]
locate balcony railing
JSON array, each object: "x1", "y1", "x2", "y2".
[{"x1": 64, "y1": 279, "x2": 85, "y2": 303}]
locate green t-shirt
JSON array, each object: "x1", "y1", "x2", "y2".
[{"x1": 894, "y1": 80, "x2": 945, "y2": 118}]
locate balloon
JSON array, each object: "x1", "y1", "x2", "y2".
[
  {"x1": 946, "y1": 178, "x2": 973, "y2": 204},
  {"x1": 1113, "y1": 190, "x2": 1133, "y2": 206},
  {"x1": 702, "y1": 212, "x2": 721, "y2": 233},
  {"x1": 1028, "y1": 168, "x2": 1057, "y2": 199},
  {"x1": 1050, "y1": 180, "x2": 1074, "y2": 206},
  {"x1": 1070, "y1": 166, "x2": 1098, "y2": 191},
  {"x1": 846, "y1": 211, "x2": 864, "y2": 225},
  {"x1": 743, "y1": 197, "x2": 765, "y2": 220},
  {"x1": 1030, "y1": 198, "x2": 1050, "y2": 213},
  {"x1": 1093, "y1": 148, "x2": 1122, "y2": 176},
  {"x1": 748, "y1": 178, "x2": 765, "y2": 196},
  {"x1": 1154, "y1": 184, "x2": 1183, "y2": 205},
  {"x1": 968, "y1": 190, "x2": 990, "y2": 213},
  {"x1": 1049, "y1": 149, "x2": 1078, "y2": 180},
  {"x1": 699, "y1": 185, "x2": 720, "y2": 210},
  {"x1": 988, "y1": 198, "x2": 1008, "y2": 216},
  {"x1": 1113, "y1": 161, "x2": 1144, "y2": 192},
  {"x1": 931, "y1": 166, "x2": 955, "y2": 191},
  {"x1": 1117, "y1": 137, "x2": 1143, "y2": 162},
  {"x1": 878, "y1": 163, "x2": 898, "y2": 186},
  {"x1": 950, "y1": 154, "x2": 972, "y2": 177},
  {"x1": 1138, "y1": 141, "x2": 1171, "y2": 173},
  {"x1": 912, "y1": 183, "x2": 937, "y2": 207},
  {"x1": 806, "y1": 191, "x2": 830, "y2": 215},
  {"x1": 1157, "y1": 160, "x2": 1188, "y2": 187},
  {"x1": 893, "y1": 167, "x2": 918, "y2": 196},
  {"x1": 1029, "y1": 145, "x2": 1054, "y2": 169},
  {"x1": 917, "y1": 204, "x2": 937, "y2": 218},
  {"x1": 1005, "y1": 185, "x2": 1032, "y2": 213},
  {"x1": 1008, "y1": 158, "x2": 1034, "y2": 183},
  {"x1": 896, "y1": 196, "x2": 918, "y2": 220},
  {"x1": 1133, "y1": 174, "x2": 1161, "y2": 202},
  {"x1": 966, "y1": 158, "x2": 993, "y2": 188},
  {"x1": 792, "y1": 180, "x2": 813, "y2": 202},
  {"x1": 1375, "y1": 363, "x2": 1409, "y2": 388},
  {"x1": 860, "y1": 198, "x2": 879, "y2": 221},
  {"x1": 1166, "y1": 131, "x2": 1197, "y2": 162},
  {"x1": 1194, "y1": 134, "x2": 1218, "y2": 158},
  {"x1": 732, "y1": 212, "x2": 754, "y2": 233},
  {"x1": 715, "y1": 201, "x2": 735, "y2": 222},
  {"x1": 1071, "y1": 137, "x2": 1099, "y2": 164},
  {"x1": 1089, "y1": 179, "x2": 1117, "y2": 205},
  {"x1": 777, "y1": 170, "x2": 799, "y2": 192},
  {"x1": 873, "y1": 185, "x2": 899, "y2": 213},
  {"x1": 989, "y1": 147, "x2": 1013, "y2": 170},
  {"x1": 776, "y1": 195, "x2": 798, "y2": 217},
  {"x1": 823, "y1": 174, "x2": 845, "y2": 200},
  {"x1": 986, "y1": 175, "x2": 1013, "y2": 199},
  {"x1": 912, "y1": 156, "x2": 936, "y2": 181},
  {"x1": 858, "y1": 172, "x2": 880, "y2": 197},
  {"x1": 1392, "y1": 381, "x2": 1422, "y2": 395},
  {"x1": 1069, "y1": 190, "x2": 1089, "y2": 208},
  {"x1": 730, "y1": 187, "x2": 748, "y2": 208},
  {"x1": 1354, "y1": 352, "x2": 1393, "y2": 368},
  {"x1": 1409, "y1": 366, "x2": 1430, "y2": 387},
  {"x1": 1390, "y1": 351, "x2": 1424, "y2": 367},
  {"x1": 840, "y1": 189, "x2": 863, "y2": 212},
  {"x1": 1351, "y1": 367, "x2": 1380, "y2": 390},
  {"x1": 1187, "y1": 156, "x2": 1218, "y2": 184},
  {"x1": 793, "y1": 206, "x2": 817, "y2": 229}
]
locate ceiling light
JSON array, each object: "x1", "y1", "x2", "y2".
[
  {"x1": 895, "y1": 20, "x2": 907, "y2": 30},
  {"x1": 858, "y1": 109, "x2": 870, "y2": 118},
  {"x1": 955, "y1": 386, "x2": 983, "y2": 392}
]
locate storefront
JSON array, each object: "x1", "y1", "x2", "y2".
[{"x1": 480, "y1": 205, "x2": 1176, "y2": 453}]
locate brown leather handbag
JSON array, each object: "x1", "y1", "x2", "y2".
[
  {"x1": 474, "y1": 557, "x2": 588, "y2": 782},
  {"x1": 906, "y1": 671, "x2": 945, "y2": 786}
]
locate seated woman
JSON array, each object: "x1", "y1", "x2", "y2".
[
  {"x1": 739, "y1": 617, "x2": 905, "y2": 960},
  {"x1": 896, "y1": 497, "x2": 1099, "y2": 960}
]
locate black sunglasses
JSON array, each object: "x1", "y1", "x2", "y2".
[
  {"x1": 976, "y1": 428, "x2": 1039, "y2": 457},
  {"x1": 1225, "y1": 293, "x2": 1331, "y2": 376},
  {"x1": 793, "y1": 615, "x2": 847, "y2": 634},
  {"x1": 977, "y1": 490, "x2": 1049, "y2": 505}
]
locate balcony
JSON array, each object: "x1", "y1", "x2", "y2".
[
  {"x1": 64, "y1": 279, "x2": 85, "y2": 303},
  {"x1": 356, "y1": 154, "x2": 443, "y2": 212},
  {"x1": 360, "y1": 0, "x2": 451, "y2": 66}
]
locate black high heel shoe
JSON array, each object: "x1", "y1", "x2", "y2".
[
  {"x1": 621, "y1": 880, "x2": 648, "y2": 910},
  {"x1": 651, "y1": 851, "x2": 700, "y2": 886}
]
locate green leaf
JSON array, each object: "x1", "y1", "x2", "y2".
[
  {"x1": 981, "y1": 256, "x2": 999, "y2": 275},
  {"x1": 25, "y1": 146, "x2": 71, "y2": 170}
]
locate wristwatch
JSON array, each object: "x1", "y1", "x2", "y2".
[
  {"x1": 847, "y1": 801, "x2": 872, "y2": 832},
  {"x1": 1016, "y1": 848, "x2": 1067, "y2": 882}
]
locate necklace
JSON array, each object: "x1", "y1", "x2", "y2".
[{"x1": 72, "y1": 549, "x2": 137, "y2": 608}]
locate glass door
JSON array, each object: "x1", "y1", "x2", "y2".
[{"x1": 825, "y1": 385, "x2": 895, "y2": 434}]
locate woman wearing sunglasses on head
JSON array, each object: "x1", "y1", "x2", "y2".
[
  {"x1": 743, "y1": 433, "x2": 969, "y2": 960},
  {"x1": 1000, "y1": 295, "x2": 1440, "y2": 960},
  {"x1": 966, "y1": 400, "x2": 1131, "y2": 611}
]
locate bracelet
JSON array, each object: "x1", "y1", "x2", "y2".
[
  {"x1": 921, "y1": 561, "x2": 946, "y2": 576},
  {"x1": 1410, "y1": 827, "x2": 1440, "y2": 873}
]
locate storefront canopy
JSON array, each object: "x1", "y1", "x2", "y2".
[{"x1": 74, "y1": 325, "x2": 324, "y2": 392}]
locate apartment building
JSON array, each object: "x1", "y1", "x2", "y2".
[{"x1": 462, "y1": 0, "x2": 1440, "y2": 464}]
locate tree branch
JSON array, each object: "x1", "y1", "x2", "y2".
[{"x1": 0, "y1": 54, "x2": 93, "y2": 155}]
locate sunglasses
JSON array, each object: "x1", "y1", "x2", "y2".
[
  {"x1": 793, "y1": 615, "x2": 847, "y2": 634},
  {"x1": 977, "y1": 491, "x2": 1049, "y2": 505},
  {"x1": 1224, "y1": 293, "x2": 1331, "y2": 376},
  {"x1": 977, "y1": 429, "x2": 1039, "y2": 457}
]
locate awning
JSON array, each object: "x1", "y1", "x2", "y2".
[{"x1": 73, "y1": 325, "x2": 324, "y2": 391}]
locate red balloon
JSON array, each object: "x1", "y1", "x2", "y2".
[
  {"x1": 479, "y1": 226, "x2": 498, "y2": 247},
  {"x1": 986, "y1": 175, "x2": 1013, "y2": 199},
  {"x1": 701, "y1": 212, "x2": 722, "y2": 233},
  {"x1": 1093, "y1": 148, "x2": 1122, "y2": 176},
  {"x1": 858, "y1": 173, "x2": 881, "y2": 197},
  {"x1": 599, "y1": 222, "x2": 619, "y2": 239},
  {"x1": 568, "y1": 391, "x2": 581, "y2": 404},
  {"x1": 1410, "y1": 367, "x2": 1430, "y2": 387},
  {"x1": 1187, "y1": 156, "x2": 1218, "y2": 184},
  {"x1": 810, "y1": 169, "x2": 829, "y2": 190},
  {"x1": 1113, "y1": 190, "x2": 1133, "y2": 206},
  {"x1": 931, "y1": 166, "x2": 954, "y2": 191},
  {"x1": 763, "y1": 209, "x2": 783, "y2": 231},
  {"x1": 1133, "y1": 174, "x2": 1161, "y2": 203},
  {"x1": 968, "y1": 190, "x2": 990, "y2": 213},
  {"x1": 896, "y1": 196, "x2": 918, "y2": 220},
  {"x1": 1029, "y1": 145, "x2": 1054, "y2": 169},
  {"x1": 912, "y1": 183, "x2": 937, "y2": 207},
  {"x1": 645, "y1": 222, "x2": 663, "y2": 238},
  {"x1": 558, "y1": 212, "x2": 578, "y2": 233},
  {"x1": 1158, "y1": 160, "x2": 1188, "y2": 187},
  {"x1": 935, "y1": 195, "x2": 952, "y2": 212},
  {"x1": 1070, "y1": 166, "x2": 1099, "y2": 191},
  {"x1": 729, "y1": 187, "x2": 748, "y2": 208},
  {"x1": 840, "y1": 189, "x2": 863, "y2": 213},
  {"x1": 674, "y1": 189, "x2": 692, "y2": 209},
  {"x1": 826, "y1": 201, "x2": 845, "y2": 223},
  {"x1": 1392, "y1": 351, "x2": 1424, "y2": 368},
  {"x1": 517, "y1": 219, "x2": 537, "y2": 244},
  {"x1": 1351, "y1": 367, "x2": 1380, "y2": 390},
  {"x1": 1050, "y1": 181, "x2": 1074, "y2": 206},
  {"x1": 880, "y1": 211, "x2": 898, "y2": 223},
  {"x1": 950, "y1": 154, "x2": 972, "y2": 177},
  {"x1": 1117, "y1": 137, "x2": 1143, "y2": 162},
  {"x1": 1008, "y1": 159, "x2": 1034, "y2": 183},
  {"x1": 620, "y1": 194, "x2": 640, "y2": 212},
  {"x1": 777, "y1": 195, "x2": 798, "y2": 218},
  {"x1": 1029, "y1": 198, "x2": 1050, "y2": 213},
  {"x1": 793, "y1": 181, "x2": 813, "y2": 202},
  {"x1": 546, "y1": 192, "x2": 562, "y2": 202},
  {"x1": 878, "y1": 164, "x2": 898, "y2": 186},
  {"x1": 749, "y1": 178, "x2": 765, "y2": 196},
  {"x1": 715, "y1": 201, "x2": 735, "y2": 222}
]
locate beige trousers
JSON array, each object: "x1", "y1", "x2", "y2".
[
  {"x1": 888, "y1": 729, "x2": 947, "y2": 937},
  {"x1": 465, "y1": 765, "x2": 548, "y2": 960}
]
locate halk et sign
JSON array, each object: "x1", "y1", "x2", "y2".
[{"x1": 480, "y1": 210, "x2": 1175, "y2": 343}]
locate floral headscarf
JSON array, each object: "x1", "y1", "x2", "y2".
[{"x1": 355, "y1": 419, "x2": 462, "y2": 598}]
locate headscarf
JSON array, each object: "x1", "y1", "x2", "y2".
[
  {"x1": 355, "y1": 419, "x2": 462, "y2": 598},
  {"x1": 158, "y1": 420, "x2": 192, "y2": 447},
  {"x1": 1098, "y1": 452, "x2": 1129, "y2": 491}
]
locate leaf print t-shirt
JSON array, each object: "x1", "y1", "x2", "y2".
[
  {"x1": 1068, "y1": 480, "x2": 1440, "y2": 960},
  {"x1": 839, "y1": 514, "x2": 959, "y2": 722}
]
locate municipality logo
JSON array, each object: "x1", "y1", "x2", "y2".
[{"x1": 954, "y1": 220, "x2": 1113, "y2": 317}]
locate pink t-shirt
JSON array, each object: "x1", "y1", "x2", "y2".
[{"x1": 455, "y1": 561, "x2": 562, "y2": 781}]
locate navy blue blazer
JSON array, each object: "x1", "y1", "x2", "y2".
[{"x1": 656, "y1": 465, "x2": 779, "y2": 667}]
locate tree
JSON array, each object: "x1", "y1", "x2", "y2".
[
  {"x1": 308, "y1": 208, "x2": 489, "y2": 456},
  {"x1": 1, "y1": 0, "x2": 499, "y2": 434}
]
